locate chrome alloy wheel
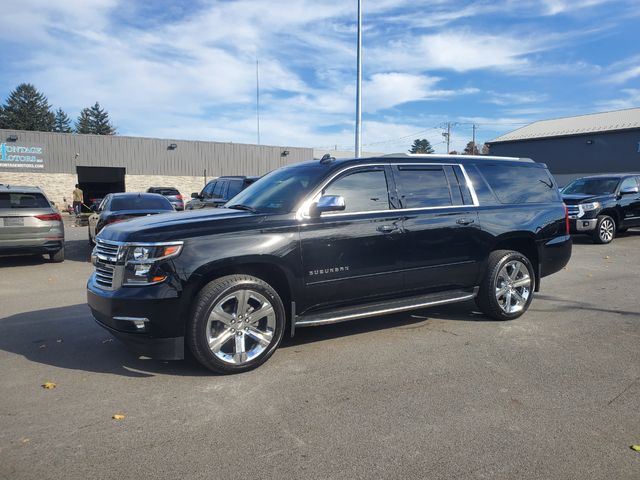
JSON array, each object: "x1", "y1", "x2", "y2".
[
  {"x1": 205, "y1": 289, "x2": 276, "y2": 365},
  {"x1": 495, "y1": 260, "x2": 532, "y2": 314},
  {"x1": 599, "y1": 218, "x2": 614, "y2": 242}
]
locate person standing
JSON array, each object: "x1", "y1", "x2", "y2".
[{"x1": 72, "y1": 184, "x2": 84, "y2": 218}]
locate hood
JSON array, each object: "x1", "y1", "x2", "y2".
[
  {"x1": 561, "y1": 193, "x2": 613, "y2": 205},
  {"x1": 97, "y1": 208, "x2": 260, "y2": 243}
]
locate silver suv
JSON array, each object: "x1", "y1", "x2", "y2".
[{"x1": 0, "y1": 184, "x2": 65, "y2": 262}]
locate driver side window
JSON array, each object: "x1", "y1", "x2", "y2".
[{"x1": 323, "y1": 169, "x2": 390, "y2": 214}]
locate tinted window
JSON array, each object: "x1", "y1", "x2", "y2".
[
  {"x1": 443, "y1": 166, "x2": 463, "y2": 205},
  {"x1": 466, "y1": 166, "x2": 499, "y2": 205},
  {"x1": 477, "y1": 164, "x2": 560, "y2": 204},
  {"x1": 213, "y1": 180, "x2": 227, "y2": 198},
  {"x1": 562, "y1": 177, "x2": 619, "y2": 195},
  {"x1": 227, "y1": 179, "x2": 244, "y2": 198},
  {"x1": 202, "y1": 181, "x2": 216, "y2": 197},
  {"x1": 394, "y1": 166, "x2": 452, "y2": 208},
  {"x1": 0, "y1": 192, "x2": 50, "y2": 209},
  {"x1": 110, "y1": 195, "x2": 173, "y2": 211},
  {"x1": 619, "y1": 177, "x2": 638, "y2": 191},
  {"x1": 153, "y1": 188, "x2": 179, "y2": 196},
  {"x1": 323, "y1": 169, "x2": 390, "y2": 213}
]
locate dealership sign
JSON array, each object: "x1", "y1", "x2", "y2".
[{"x1": 0, "y1": 143, "x2": 45, "y2": 168}]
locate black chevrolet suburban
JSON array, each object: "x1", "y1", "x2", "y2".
[
  {"x1": 87, "y1": 154, "x2": 572, "y2": 374},
  {"x1": 562, "y1": 173, "x2": 640, "y2": 244}
]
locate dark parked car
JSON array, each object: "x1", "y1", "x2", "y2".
[
  {"x1": 88, "y1": 192, "x2": 175, "y2": 245},
  {"x1": 0, "y1": 184, "x2": 65, "y2": 262},
  {"x1": 146, "y1": 187, "x2": 184, "y2": 211},
  {"x1": 87, "y1": 154, "x2": 571, "y2": 374},
  {"x1": 186, "y1": 176, "x2": 258, "y2": 209},
  {"x1": 562, "y1": 173, "x2": 640, "y2": 244}
]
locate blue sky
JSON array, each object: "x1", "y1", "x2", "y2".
[{"x1": 1, "y1": 0, "x2": 639, "y2": 153}]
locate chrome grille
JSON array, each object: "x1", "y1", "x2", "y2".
[
  {"x1": 93, "y1": 239, "x2": 121, "y2": 290},
  {"x1": 566, "y1": 205, "x2": 581, "y2": 219},
  {"x1": 95, "y1": 263, "x2": 115, "y2": 288},
  {"x1": 94, "y1": 239, "x2": 120, "y2": 262}
]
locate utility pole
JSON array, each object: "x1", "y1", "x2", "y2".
[
  {"x1": 442, "y1": 122, "x2": 451, "y2": 153},
  {"x1": 354, "y1": 0, "x2": 362, "y2": 158},
  {"x1": 472, "y1": 124, "x2": 476, "y2": 154},
  {"x1": 256, "y1": 58, "x2": 261, "y2": 145}
]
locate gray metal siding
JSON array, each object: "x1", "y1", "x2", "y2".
[
  {"x1": 0, "y1": 129, "x2": 312, "y2": 176},
  {"x1": 488, "y1": 129, "x2": 640, "y2": 184}
]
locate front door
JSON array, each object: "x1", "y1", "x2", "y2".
[
  {"x1": 298, "y1": 166, "x2": 404, "y2": 313},
  {"x1": 392, "y1": 164, "x2": 483, "y2": 292},
  {"x1": 619, "y1": 177, "x2": 640, "y2": 227}
]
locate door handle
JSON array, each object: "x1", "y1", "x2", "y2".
[
  {"x1": 377, "y1": 225, "x2": 398, "y2": 233},
  {"x1": 456, "y1": 218, "x2": 475, "y2": 225}
]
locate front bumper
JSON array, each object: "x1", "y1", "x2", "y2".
[
  {"x1": 87, "y1": 275, "x2": 185, "y2": 360},
  {"x1": 570, "y1": 218, "x2": 597, "y2": 233}
]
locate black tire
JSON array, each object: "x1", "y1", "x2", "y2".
[
  {"x1": 187, "y1": 274, "x2": 286, "y2": 374},
  {"x1": 49, "y1": 248, "x2": 65, "y2": 263},
  {"x1": 591, "y1": 215, "x2": 615, "y2": 244},
  {"x1": 476, "y1": 250, "x2": 535, "y2": 321}
]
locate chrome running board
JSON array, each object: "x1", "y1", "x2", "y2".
[{"x1": 294, "y1": 287, "x2": 478, "y2": 329}]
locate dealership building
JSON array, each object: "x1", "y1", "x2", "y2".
[
  {"x1": 487, "y1": 107, "x2": 640, "y2": 185},
  {"x1": 0, "y1": 129, "x2": 319, "y2": 207}
]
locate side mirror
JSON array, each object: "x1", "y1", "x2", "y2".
[
  {"x1": 311, "y1": 195, "x2": 346, "y2": 217},
  {"x1": 191, "y1": 192, "x2": 199, "y2": 199},
  {"x1": 620, "y1": 186, "x2": 639, "y2": 195}
]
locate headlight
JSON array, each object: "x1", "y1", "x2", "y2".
[
  {"x1": 122, "y1": 242, "x2": 183, "y2": 286},
  {"x1": 581, "y1": 202, "x2": 600, "y2": 212}
]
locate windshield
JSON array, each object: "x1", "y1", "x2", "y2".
[
  {"x1": 562, "y1": 178, "x2": 619, "y2": 196},
  {"x1": 226, "y1": 163, "x2": 328, "y2": 214}
]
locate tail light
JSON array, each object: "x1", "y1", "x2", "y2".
[
  {"x1": 564, "y1": 204, "x2": 570, "y2": 235},
  {"x1": 35, "y1": 213, "x2": 62, "y2": 221},
  {"x1": 175, "y1": 195, "x2": 183, "y2": 200}
]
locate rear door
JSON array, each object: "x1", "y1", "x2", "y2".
[
  {"x1": 392, "y1": 164, "x2": 483, "y2": 292},
  {"x1": 299, "y1": 165, "x2": 405, "y2": 311}
]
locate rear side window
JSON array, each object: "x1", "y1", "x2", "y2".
[
  {"x1": 323, "y1": 169, "x2": 390, "y2": 213},
  {"x1": 0, "y1": 192, "x2": 50, "y2": 209},
  {"x1": 227, "y1": 179, "x2": 244, "y2": 198},
  {"x1": 476, "y1": 164, "x2": 560, "y2": 204},
  {"x1": 213, "y1": 180, "x2": 227, "y2": 198},
  {"x1": 394, "y1": 166, "x2": 453, "y2": 208},
  {"x1": 110, "y1": 195, "x2": 173, "y2": 211}
]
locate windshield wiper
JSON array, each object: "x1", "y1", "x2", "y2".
[{"x1": 226, "y1": 204, "x2": 259, "y2": 213}]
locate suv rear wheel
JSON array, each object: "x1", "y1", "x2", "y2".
[
  {"x1": 187, "y1": 274, "x2": 285, "y2": 374},
  {"x1": 49, "y1": 248, "x2": 65, "y2": 263},
  {"x1": 592, "y1": 215, "x2": 615, "y2": 244},
  {"x1": 476, "y1": 250, "x2": 534, "y2": 321}
]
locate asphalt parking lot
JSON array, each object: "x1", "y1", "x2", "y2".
[{"x1": 0, "y1": 219, "x2": 638, "y2": 479}]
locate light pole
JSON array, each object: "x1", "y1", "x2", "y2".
[{"x1": 355, "y1": 0, "x2": 362, "y2": 158}]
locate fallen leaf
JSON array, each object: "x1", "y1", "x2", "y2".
[
  {"x1": 112, "y1": 414, "x2": 125, "y2": 421},
  {"x1": 42, "y1": 382, "x2": 56, "y2": 389},
  {"x1": 20, "y1": 438, "x2": 30, "y2": 444},
  {"x1": 631, "y1": 445, "x2": 640, "y2": 452}
]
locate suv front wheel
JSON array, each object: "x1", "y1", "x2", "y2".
[
  {"x1": 187, "y1": 274, "x2": 286, "y2": 374},
  {"x1": 592, "y1": 215, "x2": 615, "y2": 244},
  {"x1": 476, "y1": 250, "x2": 534, "y2": 321}
]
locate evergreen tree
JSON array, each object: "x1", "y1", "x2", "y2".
[
  {"x1": 481, "y1": 143, "x2": 490, "y2": 155},
  {"x1": 0, "y1": 106, "x2": 6, "y2": 129},
  {"x1": 408, "y1": 138, "x2": 435, "y2": 154},
  {"x1": 0, "y1": 83, "x2": 55, "y2": 131},
  {"x1": 463, "y1": 141, "x2": 480, "y2": 155},
  {"x1": 53, "y1": 108, "x2": 72, "y2": 133},
  {"x1": 75, "y1": 101, "x2": 116, "y2": 135},
  {"x1": 75, "y1": 108, "x2": 93, "y2": 134}
]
